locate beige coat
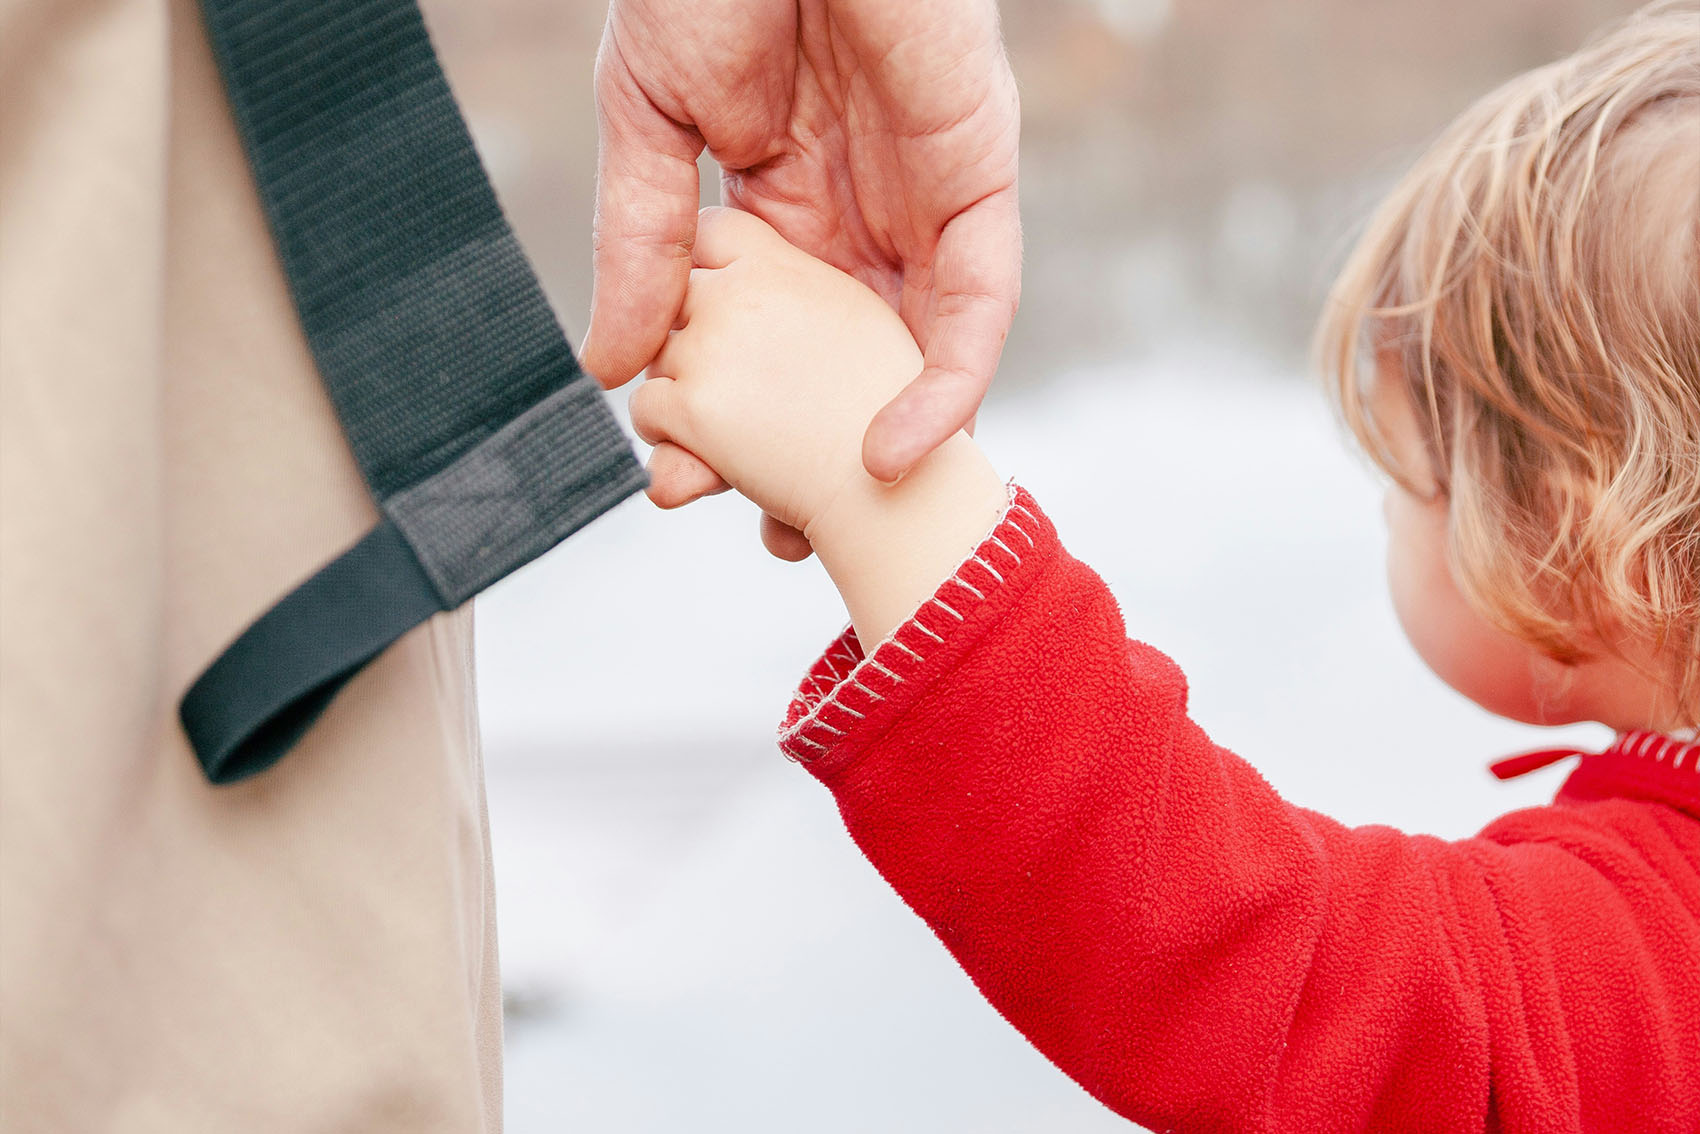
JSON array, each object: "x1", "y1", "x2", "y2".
[{"x1": 0, "y1": 0, "x2": 503, "y2": 1128}]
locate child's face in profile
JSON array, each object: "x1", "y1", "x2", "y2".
[
  {"x1": 1372, "y1": 375, "x2": 1583, "y2": 726},
  {"x1": 1374, "y1": 370, "x2": 1686, "y2": 733}
]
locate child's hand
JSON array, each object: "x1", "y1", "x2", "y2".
[
  {"x1": 633, "y1": 206, "x2": 1007, "y2": 644},
  {"x1": 628, "y1": 208, "x2": 925, "y2": 539}
]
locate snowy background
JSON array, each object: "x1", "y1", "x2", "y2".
[{"x1": 425, "y1": 0, "x2": 1639, "y2": 1128}]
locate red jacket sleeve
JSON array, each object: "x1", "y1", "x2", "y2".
[{"x1": 779, "y1": 488, "x2": 1700, "y2": 1133}]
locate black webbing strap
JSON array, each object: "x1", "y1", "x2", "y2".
[{"x1": 182, "y1": 0, "x2": 647, "y2": 783}]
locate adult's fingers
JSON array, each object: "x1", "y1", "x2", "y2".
[
  {"x1": 581, "y1": 34, "x2": 704, "y2": 391},
  {"x1": 646, "y1": 442, "x2": 730, "y2": 508},
  {"x1": 862, "y1": 189, "x2": 1022, "y2": 481},
  {"x1": 760, "y1": 513, "x2": 814, "y2": 562}
]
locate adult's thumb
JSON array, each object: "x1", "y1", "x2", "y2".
[{"x1": 584, "y1": 44, "x2": 702, "y2": 388}]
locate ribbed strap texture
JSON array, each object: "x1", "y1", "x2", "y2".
[{"x1": 182, "y1": 0, "x2": 645, "y2": 782}]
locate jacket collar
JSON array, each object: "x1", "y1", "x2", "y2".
[{"x1": 1492, "y1": 730, "x2": 1700, "y2": 819}]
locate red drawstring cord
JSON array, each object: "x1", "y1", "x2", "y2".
[
  {"x1": 1490, "y1": 730, "x2": 1698, "y2": 785},
  {"x1": 1489, "y1": 747, "x2": 1590, "y2": 781}
]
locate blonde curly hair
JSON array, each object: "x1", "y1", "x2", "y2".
[{"x1": 1317, "y1": 3, "x2": 1700, "y2": 724}]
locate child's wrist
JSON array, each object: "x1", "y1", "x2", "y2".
[{"x1": 805, "y1": 433, "x2": 1007, "y2": 645}]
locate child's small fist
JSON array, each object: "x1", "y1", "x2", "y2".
[{"x1": 628, "y1": 207, "x2": 924, "y2": 537}]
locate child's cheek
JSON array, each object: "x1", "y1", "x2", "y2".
[{"x1": 1384, "y1": 490, "x2": 1561, "y2": 724}]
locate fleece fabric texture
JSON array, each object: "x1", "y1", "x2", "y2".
[{"x1": 779, "y1": 487, "x2": 1700, "y2": 1134}]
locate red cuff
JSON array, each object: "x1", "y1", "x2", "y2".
[{"x1": 778, "y1": 485, "x2": 1058, "y2": 774}]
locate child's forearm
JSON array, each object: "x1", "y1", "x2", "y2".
[{"x1": 805, "y1": 433, "x2": 1007, "y2": 645}]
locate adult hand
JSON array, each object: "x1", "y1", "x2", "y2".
[{"x1": 582, "y1": 0, "x2": 1021, "y2": 559}]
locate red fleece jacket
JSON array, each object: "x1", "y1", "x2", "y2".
[{"x1": 778, "y1": 488, "x2": 1700, "y2": 1133}]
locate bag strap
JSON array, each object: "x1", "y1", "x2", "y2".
[{"x1": 181, "y1": 0, "x2": 646, "y2": 783}]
